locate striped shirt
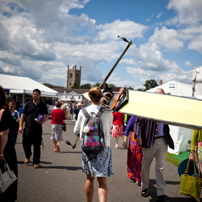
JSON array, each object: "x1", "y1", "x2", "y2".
[{"x1": 135, "y1": 118, "x2": 174, "y2": 149}]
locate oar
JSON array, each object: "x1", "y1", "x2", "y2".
[
  {"x1": 99, "y1": 36, "x2": 132, "y2": 89},
  {"x1": 65, "y1": 134, "x2": 79, "y2": 149}
]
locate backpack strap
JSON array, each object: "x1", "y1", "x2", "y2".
[
  {"x1": 82, "y1": 108, "x2": 90, "y2": 119},
  {"x1": 96, "y1": 107, "x2": 104, "y2": 118}
]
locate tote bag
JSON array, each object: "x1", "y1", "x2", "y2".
[
  {"x1": 180, "y1": 160, "x2": 201, "y2": 199},
  {"x1": 0, "y1": 160, "x2": 17, "y2": 193}
]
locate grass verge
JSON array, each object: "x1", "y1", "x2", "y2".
[{"x1": 166, "y1": 152, "x2": 183, "y2": 167}]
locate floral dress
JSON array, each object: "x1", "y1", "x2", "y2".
[
  {"x1": 191, "y1": 130, "x2": 202, "y2": 177},
  {"x1": 124, "y1": 116, "x2": 143, "y2": 183},
  {"x1": 197, "y1": 142, "x2": 202, "y2": 176},
  {"x1": 112, "y1": 111, "x2": 124, "y2": 137}
]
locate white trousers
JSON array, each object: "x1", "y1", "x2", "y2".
[{"x1": 141, "y1": 138, "x2": 168, "y2": 196}]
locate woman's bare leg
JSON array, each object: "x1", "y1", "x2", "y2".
[
  {"x1": 85, "y1": 173, "x2": 94, "y2": 202},
  {"x1": 115, "y1": 137, "x2": 119, "y2": 148},
  {"x1": 53, "y1": 140, "x2": 57, "y2": 150},
  {"x1": 97, "y1": 177, "x2": 108, "y2": 202}
]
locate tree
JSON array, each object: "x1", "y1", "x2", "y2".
[
  {"x1": 80, "y1": 83, "x2": 92, "y2": 89},
  {"x1": 108, "y1": 83, "x2": 116, "y2": 88},
  {"x1": 43, "y1": 83, "x2": 54, "y2": 87},
  {"x1": 143, "y1": 79, "x2": 158, "y2": 91},
  {"x1": 93, "y1": 82, "x2": 100, "y2": 87},
  {"x1": 137, "y1": 88, "x2": 144, "y2": 91},
  {"x1": 128, "y1": 86, "x2": 134, "y2": 90},
  {"x1": 71, "y1": 83, "x2": 80, "y2": 89}
]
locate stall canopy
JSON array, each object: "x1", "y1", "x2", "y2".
[
  {"x1": 0, "y1": 74, "x2": 58, "y2": 98},
  {"x1": 147, "y1": 80, "x2": 193, "y2": 155},
  {"x1": 147, "y1": 80, "x2": 192, "y2": 97}
]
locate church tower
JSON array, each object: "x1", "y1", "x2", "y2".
[{"x1": 67, "y1": 65, "x2": 82, "y2": 89}]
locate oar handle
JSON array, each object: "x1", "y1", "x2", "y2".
[{"x1": 72, "y1": 135, "x2": 80, "y2": 149}]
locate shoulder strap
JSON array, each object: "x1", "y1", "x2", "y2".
[
  {"x1": 82, "y1": 108, "x2": 90, "y2": 118},
  {"x1": 96, "y1": 107, "x2": 104, "y2": 118}
]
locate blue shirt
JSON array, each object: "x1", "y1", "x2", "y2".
[{"x1": 156, "y1": 123, "x2": 164, "y2": 137}]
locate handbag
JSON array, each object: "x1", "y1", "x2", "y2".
[
  {"x1": 179, "y1": 160, "x2": 201, "y2": 199},
  {"x1": 0, "y1": 160, "x2": 17, "y2": 193},
  {"x1": 62, "y1": 123, "x2": 66, "y2": 131}
]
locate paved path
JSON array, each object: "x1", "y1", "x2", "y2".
[{"x1": 15, "y1": 120, "x2": 196, "y2": 202}]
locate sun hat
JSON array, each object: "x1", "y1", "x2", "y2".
[
  {"x1": 76, "y1": 102, "x2": 84, "y2": 107},
  {"x1": 178, "y1": 158, "x2": 199, "y2": 177}
]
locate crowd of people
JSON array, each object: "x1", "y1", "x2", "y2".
[{"x1": 0, "y1": 85, "x2": 201, "y2": 202}]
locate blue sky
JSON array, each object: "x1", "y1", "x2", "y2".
[{"x1": 0, "y1": 0, "x2": 202, "y2": 89}]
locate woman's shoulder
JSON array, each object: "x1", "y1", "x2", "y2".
[
  {"x1": 1, "y1": 107, "x2": 9, "y2": 114},
  {"x1": 0, "y1": 107, "x2": 12, "y2": 121},
  {"x1": 0, "y1": 107, "x2": 6, "y2": 119}
]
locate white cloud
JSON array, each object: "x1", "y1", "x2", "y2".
[
  {"x1": 124, "y1": 42, "x2": 193, "y2": 89},
  {"x1": 149, "y1": 26, "x2": 183, "y2": 51},
  {"x1": 156, "y1": 12, "x2": 163, "y2": 19},
  {"x1": 126, "y1": 65, "x2": 192, "y2": 89},
  {"x1": 166, "y1": 0, "x2": 202, "y2": 25},
  {"x1": 188, "y1": 35, "x2": 202, "y2": 54},
  {"x1": 129, "y1": 43, "x2": 177, "y2": 72},
  {"x1": 184, "y1": 60, "x2": 192, "y2": 67},
  {"x1": 96, "y1": 20, "x2": 148, "y2": 41},
  {"x1": 2, "y1": 66, "x2": 14, "y2": 73},
  {"x1": 106, "y1": 72, "x2": 140, "y2": 89}
]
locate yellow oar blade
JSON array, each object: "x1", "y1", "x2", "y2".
[{"x1": 119, "y1": 90, "x2": 202, "y2": 130}]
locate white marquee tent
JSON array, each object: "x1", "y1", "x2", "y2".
[
  {"x1": 147, "y1": 80, "x2": 193, "y2": 154},
  {"x1": 0, "y1": 74, "x2": 58, "y2": 105}
]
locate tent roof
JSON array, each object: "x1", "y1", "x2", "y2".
[
  {"x1": 0, "y1": 74, "x2": 58, "y2": 97},
  {"x1": 147, "y1": 80, "x2": 192, "y2": 97}
]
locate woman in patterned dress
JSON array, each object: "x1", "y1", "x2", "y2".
[
  {"x1": 74, "y1": 87, "x2": 113, "y2": 202},
  {"x1": 123, "y1": 116, "x2": 143, "y2": 185},
  {"x1": 50, "y1": 102, "x2": 66, "y2": 152}
]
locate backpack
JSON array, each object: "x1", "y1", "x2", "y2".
[{"x1": 81, "y1": 107, "x2": 105, "y2": 155}]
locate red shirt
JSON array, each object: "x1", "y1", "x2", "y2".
[
  {"x1": 113, "y1": 111, "x2": 124, "y2": 126},
  {"x1": 51, "y1": 108, "x2": 66, "y2": 125}
]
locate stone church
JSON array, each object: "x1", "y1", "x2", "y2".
[{"x1": 66, "y1": 65, "x2": 82, "y2": 89}]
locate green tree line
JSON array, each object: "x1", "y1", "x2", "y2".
[{"x1": 44, "y1": 79, "x2": 158, "y2": 91}]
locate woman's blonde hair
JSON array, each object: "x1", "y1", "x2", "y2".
[{"x1": 88, "y1": 87, "x2": 102, "y2": 103}]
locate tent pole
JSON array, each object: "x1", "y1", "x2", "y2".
[{"x1": 22, "y1": 91, "x2": 25, "y2": 107}]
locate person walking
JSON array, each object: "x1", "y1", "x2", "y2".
[
  {"x1": 135, "y1": 88, "x2": 174, "y2": 202},
  {"x1": 51, "y1": 102, "x2": 66, "y2": 152},
  {"x1": 123, "y1": 116, "x2": 142, "y2": 186},
  {"x1": 74, "y1": 87, "x2": 113, "y2": 202},
  {"x1": 0, "y1": 85, "x2": 18, "y2": 202},
  {"x1": 112, "y1": 111, "x2": 124, "y2": 149},
  {"x1": 19, "y1": 89, "x2": 48, "y2": 169},
  {"x1": 8, "y1": 102, "x2": 20, "y2": 145},
  {"x1": 74, "y1": 102, "x2": 83, "y2": 121},
  {"x1": 61, "y1": 102, "x2": 69, "y2": 119}
]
